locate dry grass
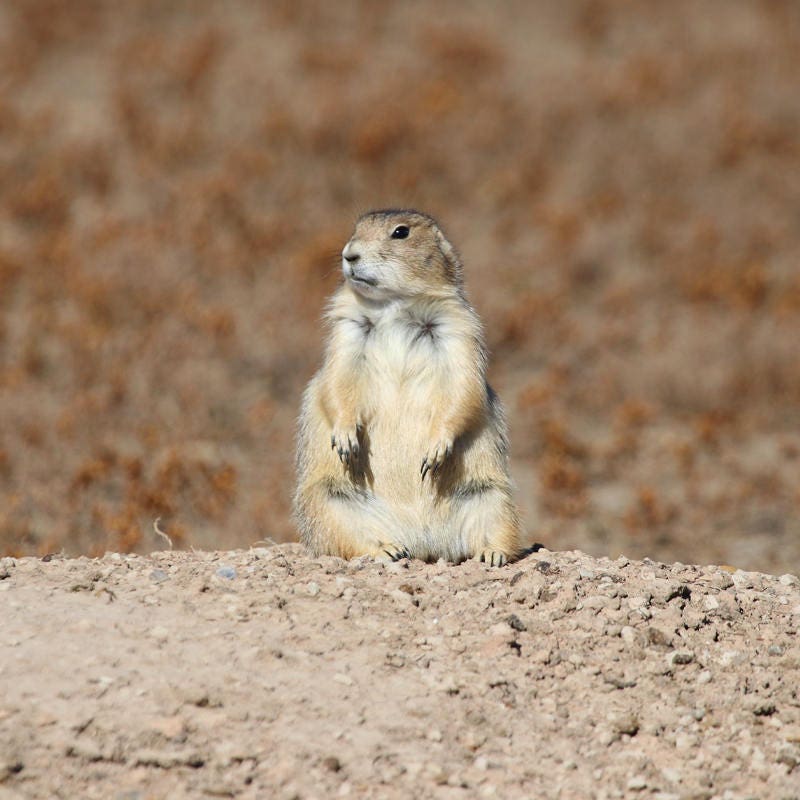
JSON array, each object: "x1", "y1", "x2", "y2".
[{"x1": 1, "y1": 0, "x2": 800, "y2": 573}]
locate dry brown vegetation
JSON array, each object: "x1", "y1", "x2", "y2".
[{"x1": 1, "y1": 0, "x2": 799, "y2": 573}]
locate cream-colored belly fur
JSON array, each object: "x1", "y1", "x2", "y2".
[{"x1": 326, "y1": 309, "x2": 491, "y2": 561}]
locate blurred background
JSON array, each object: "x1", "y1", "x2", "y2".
[{"x1": 1, "y1": 0, "x2": 799, "y2": 573}]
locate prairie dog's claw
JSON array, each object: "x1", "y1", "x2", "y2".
[
  {"x1": 379, "y1": 543, "x2": 413, "y2": 562},
  {"x1": 331, "y1": 428, "x2": 359, "y2": 466},
  {"x1": 476, "y1": 549, "x2": 508, "y2": 568},
  {"x1": 420, "y1": 438, "x2": 454, "y2": 481}
]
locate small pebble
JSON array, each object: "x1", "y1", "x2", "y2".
[
  {"x1": 609, "y1": 712, "x2": 639, "y2": 736},
  {"x1": 661, "y1": 767, "x2": 681, "y2": 783},
  {"x1": 0, "y1": 758, "x2": 24, "y2": 781},
  {"x1": 597, "y1": 727, "x2": 618, "y2": 747},
  {"x1": 647, "y1": 627, "x2": 672, "y2": 648},
  {"x1": 620, "y1": 626, "x2": 638, "y2": 644},
  {"x1": 703, "y1": 595, "x2": 719, "y2": 611},
  {"x1": 752, "y1": 702, "x2": 777, "y2": 717},
  {"x1": 422, "y1": 762, "x2": 447, "y2": 784},
  {"x1": 581, "y1": 595, "x2": 611, "y2": 611},
  {"x1": 732, "y1": 571, "x2": 755, "y2": 589},
  {"x1": 675, "y1": 733, "x2": 698, "y2": 749},
  {"x1": 712, "y1": 573, "x2": 734, "y2": 590},
  {"x1": 216, "y1": 565, "x2": 237, "y2": 580},
  {"x1": 149, "y1": 569, "x2": 169, "y2": 583},
  {"x1": 149, "y1": 626, "x2": 169, "y2": 642},
  {"x1": 776, "y1": 746, "x2": 798, "y2": 769},
  {"x1": 718, "y1": 650, "x2": 745, "y2": 667},
  {"x1": 627, "y1": 775, "x2": 647, "y2": 791},
  {"x1": 506, "y1": 614, "x2": 527, "y2": 631},
  {"x1": 781, "y1": 726, "x2": 800, "y2": 743},
  {"x1": 667, "y1": 650, "x2": 695, "y2": 667}
]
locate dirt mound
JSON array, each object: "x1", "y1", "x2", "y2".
[{"x1": 2, "y1": 545, "x2": 799, "y2": 799}]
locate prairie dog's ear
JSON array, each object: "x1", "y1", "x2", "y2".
[{"x1": 434, "y1": 226, "x2": 463, "y2": 285}]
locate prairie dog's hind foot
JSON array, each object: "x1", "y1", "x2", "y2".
[
  {"x1": 376, "y1": 542, "x2": 414, "y2": 562},
  {"x1": 475, "y1": 548, "x2": 511, "y2": 568}
]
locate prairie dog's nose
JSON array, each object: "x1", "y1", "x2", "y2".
[{"x1": 342, "y1": 242, "x2": 360, "y2": 264}]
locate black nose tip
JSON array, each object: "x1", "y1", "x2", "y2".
[{"x1": 344, "y1": 253, "x2": 360, "y2": 264}]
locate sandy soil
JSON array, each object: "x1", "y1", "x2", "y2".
[{"x1": 2, "y1": 544, "x2": 799, "y2": 799}]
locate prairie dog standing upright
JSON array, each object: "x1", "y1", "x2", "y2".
[{"x1": 293, "y1": 209, "x2": 521, "y2": 566}]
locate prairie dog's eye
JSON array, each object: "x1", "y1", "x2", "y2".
[{"x1": 391, "y1": 225, "x2": 410, "y2": 239}]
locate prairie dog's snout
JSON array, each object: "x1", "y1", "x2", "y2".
[
  {"x1": 342, "y1": 241, "x2": 360, "y2": 266},
  {"x1": 341, "y1": 236, "x2": 379, "y2": 293},
  {"x1": 341, "y1": 242, "x2": 360, "y2": 281}
]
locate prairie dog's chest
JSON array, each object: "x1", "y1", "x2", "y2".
[{"x1": 344, "y1": 309, "x2": 447, "y2": 383}]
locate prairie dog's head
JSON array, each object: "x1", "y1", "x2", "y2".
[{"x1": 341, "y1": 209, "x2": 463, "y2": 301}]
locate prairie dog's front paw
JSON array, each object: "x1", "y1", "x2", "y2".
[
  {"x1": 420, "y1": 438, "x2": 453, "y2": 480},
  {"x1": 330, "y1": 426, "x2": 359, "y2": 465}
]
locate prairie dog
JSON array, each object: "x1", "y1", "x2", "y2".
[{"x1": 293, "y1": 209, "x2": 521, "y2": 566}]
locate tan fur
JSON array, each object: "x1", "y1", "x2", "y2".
[{"x1": 293, "y1": 209, "x2": 522, "y2": 566}]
